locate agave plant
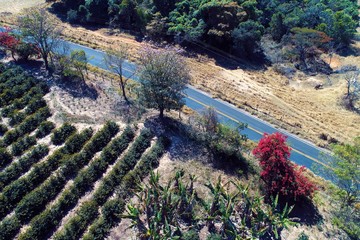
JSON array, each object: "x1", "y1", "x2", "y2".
[{"x1": 265, "y1": 195, "x2": 297, "y2": 239}]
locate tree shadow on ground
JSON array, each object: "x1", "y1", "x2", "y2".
[
  {"x1": 288, "y1": 198, "x2": 323, "y2": 226},
  {"x1": 182, "y1": 41, "x2": 268, "y2": 71},
  {"x1": 337, "y1": 43, "x2": 360, "y2": 57},
  {"x1": 55, "y1": 76, "x2": 99, "y2": 100}
]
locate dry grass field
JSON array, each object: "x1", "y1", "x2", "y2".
[{"x1": 0, "y1": 0, "x2": 44, "y2": 14}]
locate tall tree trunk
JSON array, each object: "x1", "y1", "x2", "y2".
[
  {"x1": 120, "y1": 80, "x2": 128, "y2": 102},
  {"x1": 159, "y1": 108, "x2": 164, "y2": 119},
  {"x1": 43, "y1": 54, "x2": 49, "y2": 70}
]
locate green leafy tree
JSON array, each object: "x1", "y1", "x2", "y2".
[
  {"x1": 316, "y1": 137, "x2": 360, "y2": 239},
  {"x1": 137, "y1": 46, "x2": 190, "y2": 118},
  {"x1": 232, "y1": 20, "x2": 264, "y2": 56},
  {"x1": 152, "y1": 0, "x2": 178, "y2": 17},
  {"x1": 331, "y1": 11, "x2": 357, "y2": 46},
  {"x1": 168, "y1": 0, "x2": 206, "y2": 42},
  {"x1": 287, "y1": 27, "x2": 332, "y2": 70},
  {"x1": 70, "y1": 50, "x2": 88, "y2": 83},
  {"x1": 320, "y1": 138, "x2": 360, "y2": 207},
  {"x1": 269, "y1": 13, "x2": 286, "y2": 42}
]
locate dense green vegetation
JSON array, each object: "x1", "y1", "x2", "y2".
[{"x1": 53, "y1": 0, "x2": 358, "y2": 57}]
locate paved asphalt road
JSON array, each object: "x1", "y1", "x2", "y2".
[
  {"x1": 61, "y1": 40, "x2": 330, "y2": 171},
  {"x1": 0, "y1": 25, "x2": 331, "y2": 172}
]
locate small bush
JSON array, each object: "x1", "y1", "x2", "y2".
[
  {"x1": 25, "y1": 98, "x2": 47, "y2": 115},
  {"x1": 11, "y1": 135, "x2": 37, "y2": 156},
  {"x1": 297, "y1": 231, "x2": 309, "y2": 240},
  {"x1": 35, "y1": 121, "x2": 55, "y2": 139},
  {"x1": 0, "y1": 148, "x2": 13, "y2": 169},
  {"x1": 9, "y1": 111, "x2": 27, "y2": 127},
  {"x1": 0, "y1": 124, "x2": 8, "y2": 135},
  {"x1": 51, "y1": 123, "x2": 76, "y2": 145}
]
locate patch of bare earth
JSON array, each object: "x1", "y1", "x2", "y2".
[{"x1": 0, "y1": 0, "x2": 45, "y2": 14}]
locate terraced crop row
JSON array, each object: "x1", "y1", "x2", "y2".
[
  {"x1": 51, "y1": 129, "x2": 154, "y2": 240},
  {"x1": 0, "y1": 145, "x2": 49, "y2": 190},
  {"x1": 0, "y1": 122, "x2": 120, "y2": 239},
  {"x1": 17, "y1": 126, "x2": 135, "y2": 240},
  {"x1": 0, "y1": 106, "x2": 51, "y2": 148},
  {"x1": 82, "y1": 137, "x2": 167, "y2": 240},
  {"x1": 0, "y1": 128, "x2": 92, "y2": 220}
]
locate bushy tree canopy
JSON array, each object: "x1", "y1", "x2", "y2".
[
  {"x1": 253, "y1": 132, "x2": 317, "y2": 202},
  {"x1": 53, "y1": 0, "x2": 358, "y2": 57}
]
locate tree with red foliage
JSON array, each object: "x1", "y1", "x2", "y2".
[
  {"x1": 253, "y1": 132, "x2": 317, "y2": 202},
  {"x1": 0, "y1": 27, "x2": 20, "y2": 61}
]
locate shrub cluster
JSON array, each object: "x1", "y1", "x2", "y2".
[
  {"x1": 0, "y1": 148, "x2": 13, "y2": 169},
  {"x1": 0, "y1": 145, "x2": 49, "y2": 191},
  {"x1": 19, "y1": 126, "x2": 134, "y2": 240},
  {"x1": 1, "y1": 91, "x2": 43, "y2": 118},
  {"x1": 0, "y1": 106, "x2": 51, "y2": 147},
  {"x1": 83, "y1": 137, "x2": 168, "y2": 240},
  {"x1": 35, "y1": 121, "x2": 55, "y2": 139},
  {"x1": 51, "y1": 123, "x2": 76, "y2": 145},
  {"x1": 61, "y1": 128, "x2": 94, "y2": 155},
  {"x1": 0, "y1": 128, "x2": 91, "y2": 220},
  {"x1": 24, "y1": 98, "x2": 47, "y2": 115},
  {"x1": 0, "y1": 124, "x2": 8, "y2": 135},
  {"x1": 8, "y1": 111, "x2": 27, "y2": 127},
  {"x1": 54, "y1": 201, "x2": 99, "y2": 240},
  {"x1": 11, "y1": 135, "x2": 37, "y2": 156},
  {"x1": 0, "y1": 78, "x2": 36, "y2": 107}
]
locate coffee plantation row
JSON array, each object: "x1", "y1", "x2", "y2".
[{"x1": 0, "y1": 65, "x2": 167, "y2": 240}]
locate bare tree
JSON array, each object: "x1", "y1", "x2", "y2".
[
  {"x1": 103, "y1": 45, "x2": 132, "y2": 102},
  {"x1": 18, "y1": 9, "x2": 62, "y2": 70},
  {"x1": 138, "y1": 46, "x2": 190, "y2": 118},
  {"x1": 345, "y1": 71, "x2": 360, "y2": 109}
]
